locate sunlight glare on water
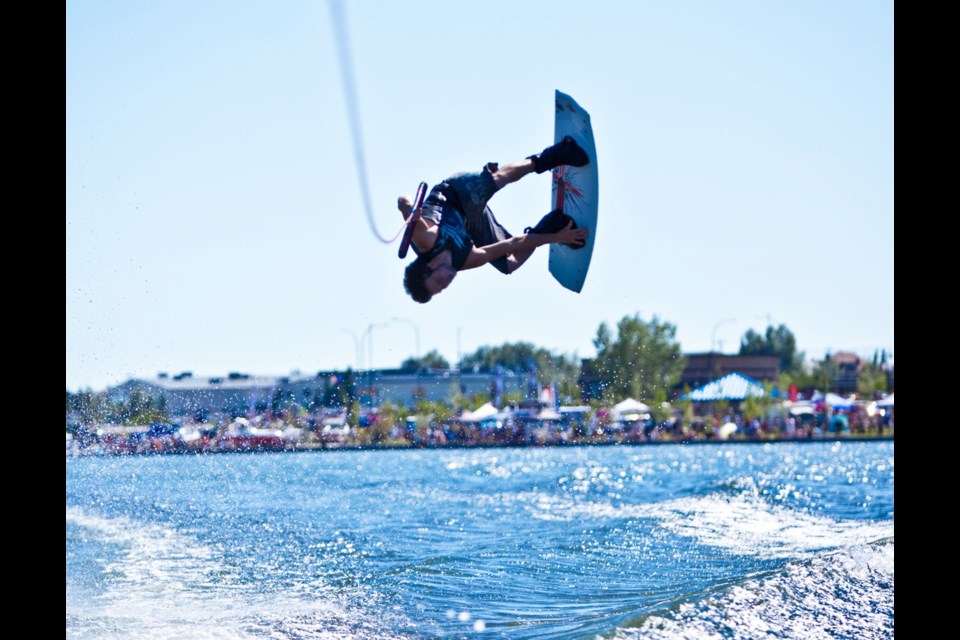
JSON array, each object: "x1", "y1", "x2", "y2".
[{"x1": 67, "y1": 441, "x2": 893, "y2": 640}]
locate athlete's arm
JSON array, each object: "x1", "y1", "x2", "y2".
[
  {"x1": 398, "y1": 195, "x2": 439, "y2": 253},
  {"x1": 460, "y1": 222, "x2": 587, "y2": 271},
  {"x1": 397, "y1": 196, "x2": 413, "y2": 219}
]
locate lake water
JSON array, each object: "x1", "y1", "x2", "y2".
[{"x1": 66, "y1": 440, "x2": 894, "y2": 639}]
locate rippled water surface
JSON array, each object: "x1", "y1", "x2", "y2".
[{"x1": 66, "y1": 441, "x2": 894, "y2": 639}]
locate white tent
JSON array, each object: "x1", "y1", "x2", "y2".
[
  {"x1": 614, "y1": 398, "x2": 651, "y2": 414},
  {"x1": 537, "y1": 407, "x2": 562, "y2": 420},
  {"x1": 460, "y1": 402, "x2": 499, "y2": 422},
  {"x1": 786, "y1": 402, "x2": 817, "y2": 417},
  {"x1": 613, "y1": 398, "x2": 651, "y2": 422},
  {"x1": 824, "y1": 393, "x2": 856, "y2": 409},
  {"x1": 718, "y1": 422, "x2": 738, "y2": 439},
  {"x1": 876, "y1": 393, "x2": 894, "y2": 407}
]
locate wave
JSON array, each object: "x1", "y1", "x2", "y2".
[
  {"x1": 610, "y1": 537, "x2": 894, "y2": 640},
  {"x1": 518, "y1": 481, "x2": 892, "y2": 560},
  {"x1": 66, "y1": 507, "x2": 410, "y2": 640},
  {"x1": 643, "y1": 492, "x2": 892, "y2": 560}
]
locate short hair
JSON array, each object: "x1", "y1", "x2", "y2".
[{"x1": 404, "y1": 256, "x2": 433, "y2": 303}]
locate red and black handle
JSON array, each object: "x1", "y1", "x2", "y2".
[{"x1": 398, "y1": 181, "x2": 428, "y2": 259}]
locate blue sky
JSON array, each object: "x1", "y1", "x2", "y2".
[{"x1": 66, "y1": 0, "x2": 893, "y2": 392}]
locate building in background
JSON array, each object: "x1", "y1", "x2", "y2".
[{"x1": 94, "y1": 350, "x2": 891, "y2": 423}]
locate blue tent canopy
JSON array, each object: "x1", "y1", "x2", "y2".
[{"x1": 684, "y1": 372, "x2": 775, "y2": 402}]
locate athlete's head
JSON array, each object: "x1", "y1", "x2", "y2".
[{"x1": 404, "y1": 252, "x2": 457, "y2": 303}]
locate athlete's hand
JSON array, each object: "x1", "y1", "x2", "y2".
[
  {"x1": 398, "y1": 195, "x2": 413, "y2": 218},
  {"x1": 553, "y1": 221, "x2": 588, "y2": 246}
]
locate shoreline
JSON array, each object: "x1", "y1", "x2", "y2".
[{"x1": 66, "y1": 433, "x2": 894, "y2": 458}]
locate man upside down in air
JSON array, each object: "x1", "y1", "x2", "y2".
[{"x1": 399, "y1": 136, "x2": 590, "y2": 303}]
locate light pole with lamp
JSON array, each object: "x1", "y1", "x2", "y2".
[
  {"x1": 362, "y1": 322, "x2": 390, "y2": 407},
  {"x1": 710, "y1": 318, "x2": 737, "y2": 380},
  {"x1": 711, "y1": 318, "x2": 738, "y2": 354},
  {"x1": 390, "y1": 317, "x2": 421, "y2": 361},
  {"x1": 339, "y1": 329, "x2": 362, "y2": 371},
  {"x1": 391, "y1": 316, "x2": 422, "y2": 406}
]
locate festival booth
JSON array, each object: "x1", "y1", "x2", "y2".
[
  {"x1": 613, "y1": 398, "x2": 651, "y2": 420},
  {"x1": 458, "y1": 401, "x2": 505, "y2": 434},
  {"x1": 506, "y1": 405, "x2": 567, "y2": 445},
  {"x1": 459, "y1": 402, "x2": 499, "y2": 423},
  {"x1": 874, "y1": 392, "x2": 894, "y2": 429},
  {"x1": 682, "y1": 372, "x2": 774, "y2": 427},
  {"x1": 684, "y1": 372, "x2": 768, "y2": 402},
  {"x1": 607, "y1": 398, "x2": 651, "y2": 436},
  {"x1": 824, "y1": 393, "x2": 857, "y2": 411}
]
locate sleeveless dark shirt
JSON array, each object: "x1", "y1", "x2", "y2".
[{"x1": 412, "y1": 206, "x2": 473, "y2": 270}]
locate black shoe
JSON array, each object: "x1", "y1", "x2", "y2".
[
  {"x1": 528, "y1": 136, "x2": 589, "y2": 174},
  {"x1": 524, "y1": 210, "x2": 585, "y2": 249}
]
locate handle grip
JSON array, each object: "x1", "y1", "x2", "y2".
[{"x1": 398, "y1": 181, "x2": 428, "y2": 259}]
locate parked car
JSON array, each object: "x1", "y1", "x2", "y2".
[
  {"x1": 320, "y1": 423, "x2": 351, "y2": 444},
  {"x1": 214, "y1": 418, "x2": 284, "y2": 452}
]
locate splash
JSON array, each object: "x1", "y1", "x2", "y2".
[
  {"x1": 66, "y1": 507, "x2": 409, "y2": 640},
  {"x1": 518, "y1": 488, "x2": 891, "y2": 559},
  {"x1": 613, "y1": 538, "x2": 894, "y2": 640}
]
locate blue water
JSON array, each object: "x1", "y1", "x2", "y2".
[{"x1": 66, "y1": 441, "x2": 894, "y2": 639}]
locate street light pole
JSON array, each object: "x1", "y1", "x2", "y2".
[
  {"x1": 358, "y1": 323, "x2": 388, "y2": 409},
  {"x1": 363, "y1": 322, "x2": 391, "y2": 371},
  {"x1": 340, "y1": 329, "x2": 361, "y2": 370},
  {"x1": 711, "y1": 318, "x2": 737, "y2": 354},
  {"x1": 390, "y1": 317, "x2": 421, "y2": 360}
]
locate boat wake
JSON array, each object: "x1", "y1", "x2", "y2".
[
  {"x1": 66, "y1": 507, "x2": 409, "y2": 640},
  {"x1": 611, "y1": 536, "x2": 894, "y2": 640}
]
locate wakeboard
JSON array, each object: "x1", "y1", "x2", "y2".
[{"x1": 548, "y1": 90, "x2": 598, "y2": 293}]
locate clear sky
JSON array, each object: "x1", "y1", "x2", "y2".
[{"x1": 66, "y1": 0, "x2": 894, "y2": 392}]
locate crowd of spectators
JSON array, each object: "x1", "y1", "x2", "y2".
[{"x1": 66, "y1": 398, "x2": 894, "y2": 457}]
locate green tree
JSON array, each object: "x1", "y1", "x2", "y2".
[
  {"x1": 675, "y1": 385, "x2": 694, "y2": 422},
  {"x1": 590, "y1": 314, "x2": 686, "y2": 403},
  {"x1": 120, "y1": 389, "x2": 169, "y2": 425},
  {"x1": 67, "y1": 389, "x2": 113, "y2": 425},
  {"x1": 460, "y1": 342, "x2": 538, "y2": 372},
  {"x1": 449, "y1": 377, "x2": 467, "y2": 412},
  {"x1": 374, "y1": 401, "x2": 404, "y2": 444},
  {"x1": 324, "y1": 369, "x2": 358, "y2": 426},
  {"x1": 741, "y1": 394, "x2": 762, "y2": 422},
  {"x1": 741, "y1": 382, "x2": 777, "y2": 425},
  {"x1": 461, "y1": 343, "x2": 578, "y2": 374},
  {"x1": 650, "y1": 387, "x2": 671, "y2": 424},
  {"x1": 502, "y1": 389, "x2": 525, "y2": 407},
  {"x1": 400, "y1": 349, "x2": 450, "y2": 371},
  {"x1": 413, "y1": 398, "x2": 454, "y2": 423},
  {"x1": 739, "y1": 324, "x2": 805, "y2": 375},
  {"x1": 777, "y1": 370, "x2": 816, "y2": 399},
  {"x1": 555, "y1": 376, "x2": 582, "y2": 405},
  {"x1": 408, "y1": 399, "x2": 450, "y2": 444},
  {"x1": 460, "y1": 342, "x2": 581, "y2": 402},
  {"x1": 811, "y1": 355, "x2": 839, "y2": 393},
  {"x1": 271, "y1": 389, "x2": 283, "y2": 415},
  {"x1": 712, "y1": 398, "x2": 731, "y2": 422},
  {"x1": 857, "y1": 363, "x2": 888, "y2": 398}
]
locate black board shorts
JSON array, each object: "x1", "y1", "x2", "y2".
[{"x1": 422, "y1": 163, "x2": 513, "y2": 275}]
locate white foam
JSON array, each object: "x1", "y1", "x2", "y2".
[
  {"x1": 514, "y1": 488, "x2": 891, "y2": 559},
  {"x1": 66, "y1": 507, "x2": 408, "y2": 640},
  {"x1": 651, "y1": 493, "x2": 892, "y2": 558},
  {"x1": 613, "y1": 539, "x2": 894, "y2": 640}
]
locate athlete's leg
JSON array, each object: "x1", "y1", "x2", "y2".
[
  {"x1": 490, "y1": 159, "x2": 537, "y2": 190},
  {"x1": 491, "y1": 136, "x2": 589, "y2": 188},
  {"x1": 527, "y1": 136, "x2": 589, "y2": 174}
]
